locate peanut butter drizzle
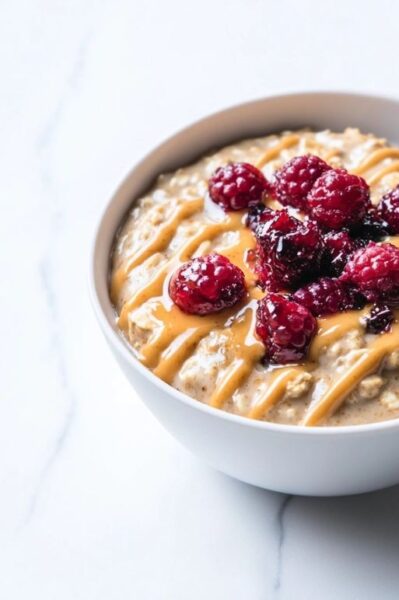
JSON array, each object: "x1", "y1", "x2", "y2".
[
  {"x1": 144, "y1": 303, "x2": 224, "y2": 380},
  {"x1": 303, "y1": 323, "x2": 399, "y2": 426},
  {"x1": 248, "y1": 367, "x2": 306, "y2": 420},
  {"x1": 369, "y1": 161, "x2": 399, "y2": 184},
  {"x1": 154, "y1": 329, "x2": 212, "y2": 383},
  {"x1": 218, "y1": 227, "x2": 257, "y2": 284},
  {"x1": 118, "y1": 268, "x2": 166, "y2": 329},
  {"x1": 114, "y1": 136, "x2": 399, "y2": 425},
  {"x1": 309, "y1": 310, "x2": 367, "y2": 361},
  {"x1": 246, "y1": 311, "x2": 369, "y2": 421},
  {"x1": 353, "y1": 148, "x2": 399, "y2": 175},
  {"x1": 209, "y1": 305, "x2": 264, "y2": 408},
  {"x1": 324, "y1": 148, "x2": 341, "y2": 161},
  {"x1": 255, "y1": 134, "x2": 300, "y2": 169},
  {"x1": 138, "y1": 298, "x2": 264, "y2": 391},
  {"x1": 116, "y1": 212, "x2": 254, "y2": 329},
  {"x1": 111, "y1": 198, "x2": 203, "y2": 302},
  {"x1": 117, "y1": 208, "x2": 265, "y2": 402},
  {"x1": 386, "y1": 236, "x2": 399, "y2": 248}
]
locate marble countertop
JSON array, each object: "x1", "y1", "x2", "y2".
[{"x1": 3, "y1": 1, "x2": 399, "y2": 598}]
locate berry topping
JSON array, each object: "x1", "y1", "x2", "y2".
[
  {"x1": 378, "y1": 185, "x2": 399, "y2": 234},
  {"x1": 253, "y1": 211, "x2": 323, "y2": 290},
  {"x1": 273, "y1": 154, "x2": 331, "y2": 210},
  {"x1": 245, "y1": 203, "x2": 275, "y2": 230},
  {"x1": 340, "y1": 242, "x2": 399, "y2": 304},
  {"x1": 209, "y1": 162, "x2": 270, "y2": 212},
  {"x1": 364, "y1": 304, "x2": 394, "y2": 334},
  {"x1": 307, "y1": 168, "x2": 370, "y2": 230},
  {"x1": 350, "y1": 206, "x2": 390, "y2": 241},
  {"x1": 169, "y1": 253, "x2": 246, "y2": 315},
  {"x1": 255, "y1": 293, "x2": 317, "y2": 364},
  {"x1": 292, "y1": 277, "x2": 365, "y2": 318},
  {"x1": 321, "y1": 230, "x2": 359, "y2": 276}
]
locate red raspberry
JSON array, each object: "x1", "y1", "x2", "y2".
[
  {"x1": 252, "y1": 252, "x2": 278, "y2": 291},
  {"x1": 256, "y1": 293, "x2": 317, "y2": 364},
  {"x1": 308, "y1": 168, "x2": 370, "y2": 230},
  {"x1": 351, "y1": 206, "x2": 390, "y2": 241},
  {"x1": 273, "y1": 154, "x2": 331, "y2": 210},
  {"x1": 322, "y1": 230, "x2": 359, "y2": 276},
  {"x1": 245, "y1": 203, "x2": 275, "y2": 230},
  {"x1": 169, "y1": 253, "x2": 246, "y2": 315},
  {"x1": 209, "y1": 162, "x2": 270, "y2": 212},
  {"x1": 365, "y1": 303, "x2": 394, "y2": 334},
  {"x1": 253, "y1": 211, "x2": 323, "y2": 290},
  {"x1": 340, "y1": 242, "x2": 399, "y2": 304},
  {"x1": 378, "y1": 185, "x2": 399, "y2": 234},
  {"x1": 292, "y1": 277, "x2": 365, "y2": 317}
]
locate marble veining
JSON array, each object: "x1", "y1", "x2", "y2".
[
  {"x1": 37, "y1": 35, "x2": 90, "y2": 154},
  {"x1": 273, "y1": 495, "x2": 293, "y2": 595},
  {"x1": 21, "y1": 259, "x2": 77, "y2": 527},
  {"x1": 19, "y1": 36, "x2": 91, "y2": 526}
]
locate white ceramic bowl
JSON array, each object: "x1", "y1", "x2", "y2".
[{"x1": 90, "y1": 92, "x2": 399, "y2": 496}]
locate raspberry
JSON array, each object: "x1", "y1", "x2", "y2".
[
  {"x1": 350, "y1": 207, "x2": 390, "y2": 241},
  {"x1": 209, "y1": 162, "x2": 270, "y2": 212},
  {"x1": 245, "y1": 203, "x2": 275, "y2": 231},
  {"x1": 273, "y1": 154, "x2": 331, "y2": 210},
  {"x1": 169, "y1": 253, "x2": 246, "y2": 315},
  {"x1": 340, "y1": 242, "x2": 399, "y2": 304},
  {"x1": 321, "y1": 230, "x2": 359, "y2": 276},
  {"x1": 253, "y1": 211, "x2": 323, "y2": 290},
  {"x1": 365, "y1": 303, "x2": 394, "y2": 334},
  {"x1": 256, "y1": 293, "x2": 317, "y2": 364},
  {"x1": 308, "y1": 168, "x2": 370, "y2": 230},
  {"x1": 378, "y1": 185, "x2": 399, "y2": 234},
  {"x1": 292, "y1": 277, "x2": 365, "y2": 317},
  {"x1": 252, "y1": 251, "x2": 278, "y2": 291}
]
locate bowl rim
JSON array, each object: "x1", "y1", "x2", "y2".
[{"x1": 89, "y1": 89, "x2": 399, "y2": 437}]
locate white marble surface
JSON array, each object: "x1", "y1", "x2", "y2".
[{"x1": 3, "y1": 1, "x2": 399, "y2": 598}]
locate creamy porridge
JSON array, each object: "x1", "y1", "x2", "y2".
[{"x1": 110, "y1": 128, "x2": 399, "y2": 426}]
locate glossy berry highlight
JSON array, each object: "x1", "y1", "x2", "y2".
[
  {"x1": 253, "y1": 211, "x2": 323, "y2": 290},
  {"x1": 340, "y1": 242, "x2": 399, "y2": 304},
  {"x1": 321, "y1": 230, "x2": 359, "y2": 276},
  {"x1": 209, "y1": 162, "x2": 270, "y2": 212},
  {"x1": 292, "y1": 277, "x2": 365, "y2": 317},
  {"x1": 365, "y1": 304, "x2": 394, "y2": 334},
  {"x1": 169, "y1": 253, "x2": 246, "y2": 315},
  {"x1": 378, "y1": 185, "x2": 399, "y2": 234},
  {"x1": 245, "y1": 203, "x2": 275, "y2": 231},
  {"x1": 273, "y1": 154, "x2": 331, "y2": 210},
  {"x1": 350, "y1": 207, "x2": 390, "y2": 241},
  {"x1": 256, "y1": 293, "x2": 317, "y2": 364},
  {"x1": 308, "y1": 168, "x2": 370, "y2": 230}
]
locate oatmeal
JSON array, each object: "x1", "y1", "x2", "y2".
[{"x1": 110, "y1": 128, "x2": 399, "y2": 426}]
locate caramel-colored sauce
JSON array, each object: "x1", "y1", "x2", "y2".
[
  {"x1": 111, "y1": 198, "x2": 203, "y2": 303},
  {"x1": 255, "y1": 134, "x2": 300, "y2": 168},
  {"x1": 369, "y1": 161, "x2": 399, "y2": 185},
  {"x1": 324, "y1": 148, "x2": 341, "y2": 161},
  {"x1": 112, "y1": 131, "x2": 399, "y2": 426},
  {"x1": 248, "y1": 367, "x2": 307, "y2": 419},
  {"x1": 309, "y1": 310, "x2": 367, "y2": 361},
  {"x1": 209, "y1": 304, "x2": 264, "y2": 408},
  {"x1": 352, "y1": 148, "x2": 399, "y2": 175},
  {"x1": 303, "y1": 323, "x2": 399, "y2": 425}
]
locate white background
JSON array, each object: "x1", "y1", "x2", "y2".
[{"x1": 2, "y1": 1, "x2": 399, "y2": 598}]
